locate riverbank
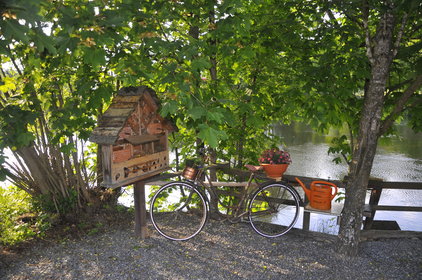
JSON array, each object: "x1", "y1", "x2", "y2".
[{"x1": 1, "y1": 209, "x2": 421, "y2": 280}]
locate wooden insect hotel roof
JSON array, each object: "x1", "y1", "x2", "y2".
[{"x1": 90, "y1": 86, "x2": 177, "y2": 145}]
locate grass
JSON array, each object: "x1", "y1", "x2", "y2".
[
  {"x1": 0, "y1": 186, "x2": 41, "y2": 246},
  {"x1": 1, "y1": 185, "x2": 134, "y2": 249}
]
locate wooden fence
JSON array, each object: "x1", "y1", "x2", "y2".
[
  {"x1": 144, "y1": 164, "x2": 422, "y2": 238},
  {"x1": 363, "y1": 180, "x2": 422, "y2": 230}
]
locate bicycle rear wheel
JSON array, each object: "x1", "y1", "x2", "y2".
[
  {"x1": 150, "y1": 181, "x2": 208, "y2": 241},
  {"x1": 248, "y1": 183, "x2": 300, "y2": 238}
]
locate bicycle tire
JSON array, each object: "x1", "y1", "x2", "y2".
[
  {"x1": 248, "y1": 182, "x2": 300, "y2": 238},
  {"x1": 150, "y1": 181, "x2": 208, "y2": 241}
]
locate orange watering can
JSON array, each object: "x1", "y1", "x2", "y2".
[{"x1": 295, "y1": 177, "x2": 338, "y2": 211}]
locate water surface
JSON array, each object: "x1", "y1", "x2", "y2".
[{"x1": 273, "y1": 122, "x2": 422, "y2": 232}]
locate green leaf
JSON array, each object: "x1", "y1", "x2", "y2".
[
  {"x1": 16, "y1": 132, "x2": 35, "y2": 147},
  {"x1": 0, "y1": 77, "x2": 17, "y2": 92},
  {"x1": 83, "y1": 48, "x2": 106, "y2": 68},
  {"x1": 57, "y1": 37, "x2": 79, "y2": 53},
  {"x1": 3, "y1": 20, "x2": 30, "y2": 43},
  {"x1": 161, "y1": 100, "x2": 179, "y2": 117},
  {"x1": 188, "y1": 106, "x2": 205, "y2": 121},
  {"x1": 60, "y1": 143, "x2": 76, "y2": 154},
  {"x1": 191, "y1": 58, "x2": 211, "y2": 71},
  {"x1": 198, "y1": 124, "x2": 219, "y2": 148},
  {"x1": 207, "y1": 110, "x2": 225, "y2": 123},
  {"x1": 33, "y1": 33, "x2": 57, "y2": 55}
]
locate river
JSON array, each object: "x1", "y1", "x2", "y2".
[{"x1": 272, "y1": 122, "x2": 422, "y2": 232}]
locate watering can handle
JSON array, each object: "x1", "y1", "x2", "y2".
[
  {"x1": 295, "y1": 177, "x2": 311, "y2": 199},
  {"x1": 311, "y1": 181, "x2": 338, "y2": 199},
  {"x1": 295, "y1": 177, "x2": 304, "y2": 186}
]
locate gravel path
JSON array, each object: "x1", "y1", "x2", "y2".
[{"x1": 1, "y1": 218, "x2": 421, "y2": 280}]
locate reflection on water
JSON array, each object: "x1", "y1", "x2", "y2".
[
  {"x1": 274, "y1": 122, "x2": 422, "y2": 232},
  {"x1": 287, "y1": 142, "x2": 347, "y2": 180}
]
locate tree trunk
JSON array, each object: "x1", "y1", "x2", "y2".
[{"x1": 337, "y1": 4, "x2": 396, "y2": 256}]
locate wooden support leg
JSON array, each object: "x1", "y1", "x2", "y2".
[
  {"x1": 302, "y1": 195, "x2": 310, "y2": 231},
  {"x1": 363, "y1": 187, "x2": 382, "y2": 230},
  {"x1": 303, "y1": 211, "x2": 310, "y2": 231},
  {"x1": 134, "y1": 180, "x2": 149, "y2": 239}
]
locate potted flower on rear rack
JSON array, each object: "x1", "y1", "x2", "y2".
[{"x1": 258, "y1": 148, "x2": 292, "y2": 179}]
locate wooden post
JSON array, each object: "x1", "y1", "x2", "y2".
[
  {"x1": 134, "y1": 180, "x2": 149, "y2": 239},
  {"x1": 363, "y1": 186, "x2": 383, "y2": 230},
  {"x1": 302, "y1": 194, "x2": 310, "y2": 230},
  {"x1": 303, "y1": 212, "x2": 311, "y2": 231}
]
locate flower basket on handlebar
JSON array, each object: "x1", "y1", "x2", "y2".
[{"x1": 182, "y1": 166, "x2": 198, "y2": 180}]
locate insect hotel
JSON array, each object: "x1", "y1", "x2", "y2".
[{"x1": 90, "y1": 86, "x2": 177, "y2": 189}]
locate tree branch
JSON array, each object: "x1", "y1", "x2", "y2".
[
  {"x1": 0, "y1": 66, "x2": 11, "y2": 101},
  {"x1": 362, "y1": 0, "x2": 374, "y2": 65},
  {"x1": 326, "y1": 9, "x2": 340, "y2": 29},
  {"x1": 340, "y1": 7, "x2": 364, "y2": 28},
  {"x1": 386, "y1": 78, "x2": 413, "y2": 92},
  {"x1": 0, "y1": 95, "x2": 5, "y2": 108},
  {"x1": 6, "y1": 45, "x2": 23, "y2": 76},
  {"x1": 380, "y1": 74, "x2": 422, "y2": 135},
  {"x1": 392, "y1": 12, "x2": 408, "y2": 58}
]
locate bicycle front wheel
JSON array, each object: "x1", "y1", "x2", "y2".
[
  {"x1": 150, "y1": 181, "x2": 208, "y2": 241},
  {"x1": 249, "y1": 183, "x2": 300, "y2": 238}
]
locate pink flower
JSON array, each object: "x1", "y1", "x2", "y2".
[{"x1": 259, "y1": 148, "x2": 292, "y2": 164}]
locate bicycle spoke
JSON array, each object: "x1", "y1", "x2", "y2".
[
  {"x1": 150, "y1": 182, "x2": 208, "y2": 241},
  {"x1": 249, "y1": 183, "x2": 299, "y2": 238}
]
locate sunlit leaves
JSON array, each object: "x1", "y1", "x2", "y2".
[
  {"x1": 198, "y1": 124, "x2": 227, "y2": 149},
  {"x1": 0, "y1": 186, "x2": 37, "y2": 246},
  {"x1": 0, "y1": 77, "x2": 17, "y2": 92}
]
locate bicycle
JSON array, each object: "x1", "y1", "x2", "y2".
[{"x1": 149, "y1": 164, "x2": 302, "y2": 241}]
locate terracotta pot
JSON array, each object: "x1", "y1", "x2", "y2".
[{"x1": 261, "y1": 164, "x2": 289, "y2": 178}]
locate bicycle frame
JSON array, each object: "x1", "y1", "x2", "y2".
[{"x1": 185, "y1": 165, "x2": 304, "y2": 220}]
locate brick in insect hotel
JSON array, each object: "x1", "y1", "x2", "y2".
[{"x1": 89, "y1": 86, "x2": 177, "y2": 188}]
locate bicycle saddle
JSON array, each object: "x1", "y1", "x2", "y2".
[{"x1": 245, "y1": 165, "x2": 263, "y2": 172}]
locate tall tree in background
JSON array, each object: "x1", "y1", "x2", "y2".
[
  {"x1": 335, "y1": 0, "x2": 422, "y2": 256},
  {"x1": 261, "y1": 0, "x2": 421, "y2": 256}
]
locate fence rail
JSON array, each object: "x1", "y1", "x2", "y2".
[{"x1": 363, "y1": 180, "x2": 422, "y2": 230}]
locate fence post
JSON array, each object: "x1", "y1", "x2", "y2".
[{"x1": 363, "y1": 186, "x2": 383, "y2": 230}]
